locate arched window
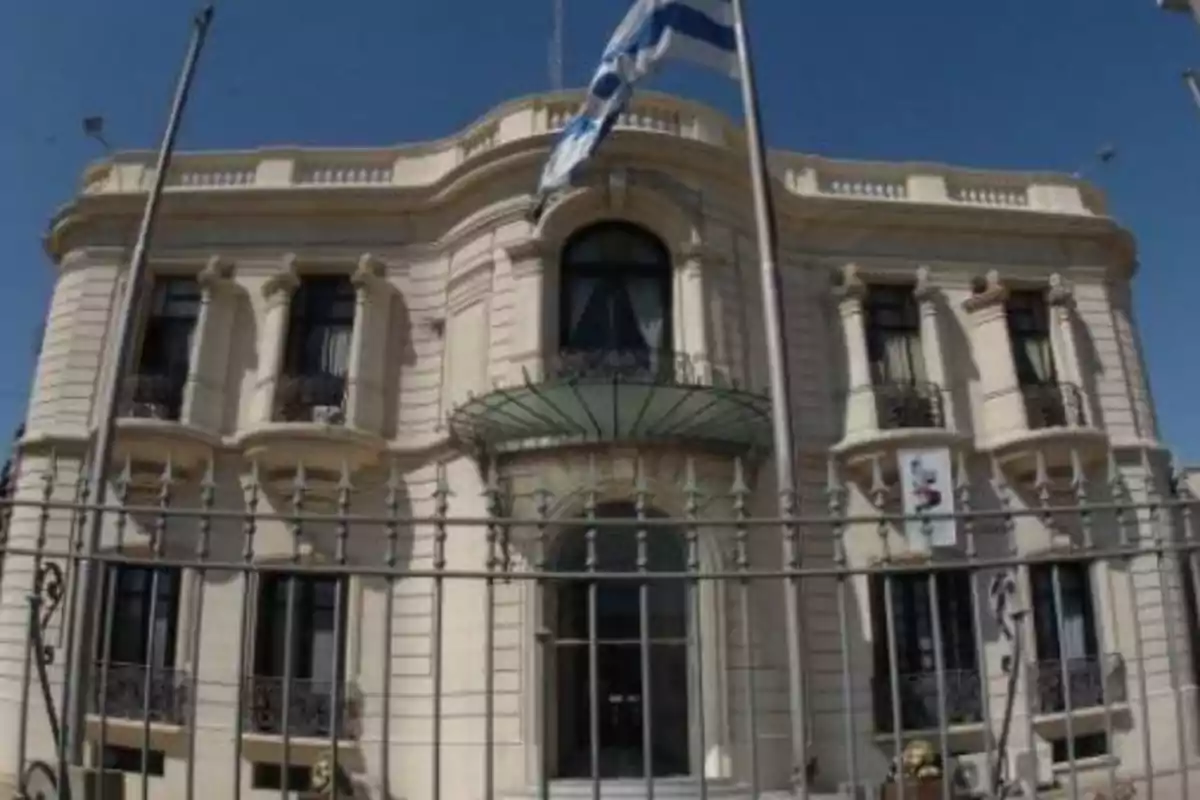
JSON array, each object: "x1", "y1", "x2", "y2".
[
  {"x1": 549, "y1": 502, "x2": 690, "y2": 778},
  {"x1": 559, "y1": 222, "x2": 672, "y2": 376}
]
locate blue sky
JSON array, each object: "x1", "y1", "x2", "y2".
[{"x1": 2, "y1": 0, "x2": 1200, "y2": 460}]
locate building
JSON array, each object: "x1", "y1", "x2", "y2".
[{"x1": 0, "y1": 90, "x2": 1196, "y2": 799}]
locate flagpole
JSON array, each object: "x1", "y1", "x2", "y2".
[
  {"x1": 58, "y1": 4, "x2": 215, "y2": 782},
  {"x1": 728, "y1": 0, "x2": 811, "y2": 795}
]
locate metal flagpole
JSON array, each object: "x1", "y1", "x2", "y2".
[
  {"x1": 1185, "y1": 69, "x2": 1200, "y2": 114},
  {"x1": 58, "y1": 3, "x2": 216, "y2": 781},
  {"x1": 728, "y1": 0, "x2": 811, "y2": 795}
]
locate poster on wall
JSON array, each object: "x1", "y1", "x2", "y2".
[{"x1": 896, "y1": 447, "x2": 957, "y2": 548}]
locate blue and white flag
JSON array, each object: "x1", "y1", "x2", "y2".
[{"x1": 533, "y1": 0, "x2": 739, "y2": 217}]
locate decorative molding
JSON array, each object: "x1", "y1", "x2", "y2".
[
  {"x1": 351, "y1": 253, "x2": 386, "y2": 289},
  {"x1": 962, "y1": 269, "x2": 1009, "y2": 312},
  {"x1": 607, "y1": 168, "x2": 629, "y2": 212},
  {"x1": 197, "y1": 255, "x2": 235, "y2": 290},
  {"x1": 831, "y1": 262, "x2": 866, "y2": 302},
  {"x1": 506, "y1": 237, "x2": 553, "y2": 266},
  {"x1": 261, "y1": 253, "x2": 300, "y2": 300},
  {"x1": 1047, "y1": 272, "x2": 1074, "y2": 307},
  {"x1": 675, "y1": 241, "x2": 728, "y2": 266},
  {"x1": 912, "y1": 264, "x2": 938, "y2": 303}
]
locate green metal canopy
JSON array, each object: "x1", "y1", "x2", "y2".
[{"x1": 449, "y1": 351, "x2": 773, "y2": 454}]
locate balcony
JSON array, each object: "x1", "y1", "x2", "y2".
[
  {"x1": 982, "y1": 381, "x2": 1108, "y2": 474},
  {"x1": 89, "y1": 663, "x2": 190, "y2": 725},
  {"x1": 237, "y1": 372, "x2": 383, "y2": 494},
  {"x1": 242, "y1": 676, "x2": 359, "y2": 741},
  {"x1": 1029, "y1": 654, "x2": 1128, "y2": 715},
  {"x1": 274, "y1": 373, "x2": 347, "y2": 424},
  {"x1": 872, "y1": 668, "x2": 984, "y2": 734},
  {"x1": 448, "y1": 349, "x2": 772, "y2": 456},
  {"x1": 112, "y1": 372, "x2": 219, "y2": 485},
  {"x1": 835, "y1": 382, "x2": 967, "y2": 473}
]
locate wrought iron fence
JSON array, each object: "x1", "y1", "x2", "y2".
[{"x1": 0, "y1": 444, "x2": 1198, "y2": 800}]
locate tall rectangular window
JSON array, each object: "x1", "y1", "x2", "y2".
[
  {"x1": 94, "y1": 566, "x2": 183, "y2": 722},
  {"x1": 248, "y1": 573, "x2": 348, "y2": 737},
  {"x1": 864, "y1": 285, "x2": 938, "y2": 428},
  {"x1": 277, "y1": 276, "x2": 355, "y2": 421},
  {"x1": 1029, "y1": 562, "x2": 1111, "y2": 715},
  {"x1": 1006, "y1": 290, "x2": 1056, "y2": 386},
  {"x1": 870, "y1": 570, "x2": 981, "y2": 730},
  {"x1": 127, "y1": 278, "x2": 201, "y2": 420}
]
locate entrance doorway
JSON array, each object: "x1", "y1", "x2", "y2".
[{"x1": 550, "y1": 503, "x2": 691, "y2": 778}]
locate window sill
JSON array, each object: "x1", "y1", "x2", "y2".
[
  {"x1": 1050, "y1": 754, "x2": 1119, "y2": 775},
  {"x1": 873, "y1": 721, "x2": 987, "y2": 750},
  {"x1": 239, "y1": 732, "x2": 360, "y2": 767},
  {"x1": 1031, "y1": 703, "x2": 1131, "y2": 739},
  {"x1": 84, "y1": 715, "x2": 187, "y2": 757}
]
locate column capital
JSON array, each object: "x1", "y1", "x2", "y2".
[
  {"x1": 962, "y1": 269, "x2": 1009, "y2": 313},
  {"x1": 913, "y1": 265, "x2": 938, "y2": 304},
  {"x1": 674, "y1": 240, "x2": 726, "y2": 266},
  {"x1": 197, "y1": 255, "x2": 235, "y2": 292},
  {"x1": 262, "y1": 253, "x2": 300, "y2": 301},
  {"x1": 351, "y1": 253, "x2": 386, "y2": 291},
  {"x1": 831, "y1": 262, "x2": 867, "y2": 303},
  {"x1": 1047, "y1": 272, "x2": 1074, "y2": 308},
  {"x1": 506, "y1": 237, "x2": 553, "y2": 264}
]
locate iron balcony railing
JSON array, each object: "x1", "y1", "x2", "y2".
[
  {"x1": 274, "y1": 373, "x2": 348, "y2": 424},
  {"x1": 1021, "y1": 381, "x2": 1087, "y2": 430},
  {"x1": 872, "y1": 381, "x2": 946, "y2": 430},
  {"x1": 242, "y1": 676, "x2": 358, "y2": 739},
  {"x1": 89, "y1": 663, "x2": 190, "y2": 725},
  {"x1": 552, "y1": 347, "x2": 696, "y2": 384},
  {"x1": 1029, "y1": 653, "x2": 1128, "y2": 715},
  {"x1": 872, "y1": 668, "x2": 984, "y2": 732},
  {"x1": 118, "y1": 371, "x2": 188, "y2": 421}
]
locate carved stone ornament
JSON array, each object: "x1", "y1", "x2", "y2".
[
  {"x1": 351, "y1": 253, "x2": 385, "y2": 289},
  {"x1": 197, "y1": 254, "x2": 235, "y2": 291},
  {"x1": 831, "y1": 262, "x2": 866, "y2": 301},
  {"x1": 912, "y1": 264, "x2": 937, "y2": 303},
  {"x1": 962, "y1": 269, "x2": 1008, "y2": 312},
  {"x1": 675, "y1": 240, "x2": 726, "y2": 267},
  {"x1": 262, "y1": 252, "x2": 300, "y2": 300},
  {"x1": 1047, "y1": 272, "x2": 1074, "y2": 307}
]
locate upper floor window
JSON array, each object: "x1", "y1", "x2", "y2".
[
  {"x1": 93, "y1": 565, "x2": 184, "y2": 723},
  {"x1": 864, "y1": 285, "x2": 939, "y2": 428},
  {"x1": 125, "y1": 278, "x2": 200, "y2": 420},
  {"x1": 277, "y1": 276, "x2": 355, "y2": 422},
  {"x1": 869, "y1": 570, "x2": 982, "y2": 731},
  {"x1": 247, "y1": 573, "x2": 349, "y2": 738},
  {"x1": 559, "y1": 222, "x2": 672, "y2": 377},
  {"x1": 1006, "y1": 289, "x2": 1055, "y2": 386}
]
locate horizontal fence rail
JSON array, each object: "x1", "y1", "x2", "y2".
[{"x1": 0, "y1": 445, "x2": 1197, "y2": 800}]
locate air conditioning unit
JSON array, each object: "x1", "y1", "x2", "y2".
[{"x1": 310, "y1": 405, "x2": 345, "y2": 425}]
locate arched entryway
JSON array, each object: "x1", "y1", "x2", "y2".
[{"x1": 549, "y1": 502, "x2": 691, "y2": 778}]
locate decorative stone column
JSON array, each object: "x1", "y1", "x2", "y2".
[
  {"x1": 505, "y1": 239, "x2": 551, "y2": 385},
  {"x1": 833, "y1": 263, "x2": 876, "y2": 439},
  {"x1": 962, "y1": 270, "x2": 1025, "y2": 441},
  {"x1": 182, "y1": 255, "x2": 236, "y2": 431},
  {"x1": 251, "y1": 254, "x2": 299, "y2": 425},
  {"x1": 913, "y1": 266, "x2": 953, "y2": 429},
  {"x1": 675, "y1": 241, "x2": 713, "y2": 384},
  {"x1": 346, "y1": 254, "x2": 389, "y2": 433},
  {"x1": 1046, "y1": 273, "x2": 1085, "y2": 424}
]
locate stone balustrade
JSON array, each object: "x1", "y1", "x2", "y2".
[{"x1": 77, "y1": 91, "x2": 1104, "y2": 217}]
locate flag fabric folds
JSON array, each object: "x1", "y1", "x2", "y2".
[{"x1": 533, "y1": 0, "x2": 739, "y2": 216}]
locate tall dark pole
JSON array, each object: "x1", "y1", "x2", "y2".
[
  {"x1": 727, "y1": 0, "x2": 810, "y2": 795},
  {"x1": 58, "y1": 5, "x2": 215, "y2": 784}
]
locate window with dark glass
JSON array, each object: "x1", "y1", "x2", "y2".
[
  {"x1": 864, "y1": 284, "x2": 937, "y2": 428},
  {"x1": 1005, "y1": 290, "x2": 1056, "y2": 386},
  {"x1": 128, "y1": 278, "x2": 200, "y2": 420},
  {"x1": 278, "y1": 276, "x2": 355, "y2": 420},
  {"x1": 869, "y1": 570, "x2": 981, "y2": 730},
  {"x1": 94, "y1": 566, "x2": 182, "y2": 721},
  {"x1": 1030, "y1": 562, "x2": 1108, "y2": 715},
  {"x1": 558, "y1": 222, "x2": 672, "y2": 377},
  {"x1": 249, "y1": 574, "x2": 348, "y2": 737}
]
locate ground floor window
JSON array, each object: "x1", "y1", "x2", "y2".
[{"x1": 549, "y1": 502, "x2": 691, "y2": 778}]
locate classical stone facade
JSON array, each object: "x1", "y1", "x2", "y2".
[{"x1": 0, "y1": 90, "x2": 1194, "y2": 799}]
